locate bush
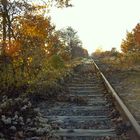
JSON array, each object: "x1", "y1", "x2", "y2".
[{"x1": 48, "y1": 55, "x2": 65, "y2": 69}]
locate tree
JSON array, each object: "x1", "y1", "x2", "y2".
[
  {"x1": 110, "y1": 47, "x2": 119, "y2": 57},
  {"x1": 133, "y1": 23, "x2": 140, "y2": 53},
  {"x1": 120, "y1": 24, "x2": 140, "y2": 64},
  {"x1": 121, "y1": 24, "x2": 140, "y2": 53},
  {"x1": 0, "y1": 0, "x2": 72, "y2": 74},
  {"x1": 133, "y1": 23, "x2": 140, "y2": 43},
  {"x1": 0, "y1": 0, "x2": 37, "y2": 52},
  {"x1": 57, "y1": 27, "x2": 88, "y2": 58},
  {"x1": 0, "y1": 0, "x2": 72, "y2": 55},
  {"x1": 0, "y1": 0, "x2": 74, "y2": 97},
  {"x1": 92, "y1": 47, "x2": 103, "y2": 57},
  {"x1": 15, "y1": 14, "x2": 54, "y2": 77},
  {"x1": 121, "y1": 31, "x2": 136, "y2": 53}
]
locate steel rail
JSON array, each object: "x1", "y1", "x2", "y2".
[{"x1": 92, "y1": 60, "x2": 140, "y2": 138}]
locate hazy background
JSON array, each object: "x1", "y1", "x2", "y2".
[{"x1": 49, "y1": 0, "x2": 140, "y2": 54}]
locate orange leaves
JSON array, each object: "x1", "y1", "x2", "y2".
[
  {"x1": 134, "y1": 23, "x2": 140, "y2": 44},
  {"x1": 5, "y1": 41, "x2": 21, "y2": 57}
]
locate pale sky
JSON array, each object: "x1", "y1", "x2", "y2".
[{"x1": 49, "y1": 0, "x2": 140, "y2": 54}]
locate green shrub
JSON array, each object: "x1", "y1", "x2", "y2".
[{"x1": 48, "y1": 55, "x2": 65, "y2": 69}]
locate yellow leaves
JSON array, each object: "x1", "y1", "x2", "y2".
[
  {"x1": 44, "y1": 34, "x2": 63, "y2": 57},
  {"x1": 121, "y1": 32, "x2": 136, "y2": 53},
  {"x1": 121, "y1": 23, "x2": 140, "y2": 53},
  {"x1": 27, "y1": 57, "x2": 33, "y2": 64},
  {"x1": 21, "y1": 22, "x2": 36, "y2": 37},
  {"x1": 19, "y1": 14, "x2": 54, "y2": 41},
  {"x1": 13, "y1": 57, "x2": 23, "y2": 68}
]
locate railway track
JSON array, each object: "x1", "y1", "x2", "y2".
[{"x1": 39, "y1": 59, "x2": 140, "y2": 140}]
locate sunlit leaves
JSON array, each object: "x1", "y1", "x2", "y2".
[
  {"x1": 0, "y1": 0, "x2": 75, "y2": 98},
  {"x1": 17, "y1": 14, "x2": 53, "y2": 41},
  {"x1": 121, "y1": 29, "x2": 140, "y2": 53},
  {"x1": 121, "y1": 32, "x2": 135, "y2": 53},
  {"x1": 5, "y1": 41, "x2": 21, "y2": 57}
]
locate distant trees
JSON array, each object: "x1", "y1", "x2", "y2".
[
  {"x1": 92, "y1": 47, "x2": 103, "y2": 58},
  {"x1": 58, "y1": 27, "x2": 88, "y2": 58},
  {"x1": 92, "y1": 47, "x2": 119, "y2": 59}
]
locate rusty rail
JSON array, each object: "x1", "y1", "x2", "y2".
[{"x1": 92, "y1": 60, "x2": 140, "y2": 138}]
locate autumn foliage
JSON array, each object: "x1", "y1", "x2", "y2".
[
  {"x1": 121, "y1": 24, "x2": 140, "y2": 53},
  {"x1": 0, "y1": 0, "x2": 88, "y2": 98}
]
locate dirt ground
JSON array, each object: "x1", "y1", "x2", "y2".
[{"x1": 95, "y1": 60, "x2": 140, "y2": 123}]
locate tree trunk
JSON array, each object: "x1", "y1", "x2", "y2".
[{"x1": 1, "y1": 0, "x2": 8, "y2": 54}]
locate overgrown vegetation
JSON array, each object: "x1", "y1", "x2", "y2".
[{"x1": 0, "y1": 0, "x2": 88, "y2": 98}]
